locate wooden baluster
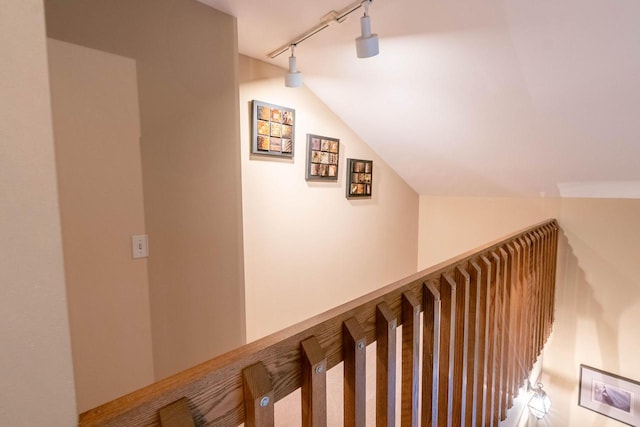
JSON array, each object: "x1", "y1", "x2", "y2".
[
  {"x1": 538, "y1": 230, "x2": 545, "y2": 350},
  {"x1": 513, "y1": 239, "x2": 527, "y2": 388},
  {"x1": 488, "y1": 252, "x2": 501, "y2": 427},
  {"x1": 466, "y1": 260, "x2": 482, "y2": 427},
  {"x1": 544, "y1": 225, "x2": 555, "y2": 339},
  {"x1": 242, "y1": 362, "x2": 274, "y2": 427},
  {"x1": 550, "y1": 222, "x2": 559, "y2": 327},
  {"x1": 465, "y1": 261, "x2": 481, "y2": 427},
  {"x1": 453, "y1": 266, "x2": 470, "y2": 426},
  {"x1": 377, "y1": 302, "x2": 397, "y2": 427},
  {"x1": 518, "y1": 237, "x2": 532, "y2": 379},
  {"x1": 531, "y1": 231, "x2": 543, "y2": 359},
  {"x1": 507, "y1": 244, "x2": 519, "y2": 411},
  {"x1": 530, "y1": 232, "x2": 539, "y2": 366},
  {"x1": 517, "y1": 238, "x2": 527, "y2": 387},
  {"x1": 159, "y1": 397, "x2": 195, "y2": 427},
  {"x1": 498, "y1": 247, "x2": 510, "y2": 421},
  {"x1": 535, "y1": 230, "x2": 547, "y2": 354},
  {"x1": 402, "y1": 292, "x2": 421, "y2": 427},
  {"x1": 526, "y1": 233, "x2": 540, "y2": 360},
  {"x1": 550, "y1": 225, "x2": 557, "y2": 328},
  {"x1": 422, "y1": 281, "x2": 441, "y2": 427},
  {"x1": 522, "y1": 234, "x2": 534, "y2": 370},
  {"x1": 538, "y1": 228, "x2": 549, "y2": 345},
  {"x1": 343, "y1": 318, "x2": 366, "y2": 427},
  {"x1": 537, "y1": 230, "x2": 546, "y2": 354},
  {"x1": 301, "y1": 336, "x2": 327, "y2": 427},
  {"x1": 506, "y1": 242, "x2": 520, "y2": 401},
  {"x1": 438, "y1": 273, "x2": 457, "y2": 427},
  {"x1": 478, "y1": 255, "x2": 492, "y2": 427},
  {"x1": 513, "y1": 239, "x2": 527, "y2": 384},
  {"x1": 544, "y1": 226, "x2": 553, "y2": 338}
]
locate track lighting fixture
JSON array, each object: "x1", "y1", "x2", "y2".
[
  {"x1": 267, "y1": 0, "x2": 381, "y2": 86},
  {"x1": 285, "y1": 45, "x2": 303, "y2": 88},
  {"x1": 355, "y1": 1, "x2": 379, "y2": 58}
]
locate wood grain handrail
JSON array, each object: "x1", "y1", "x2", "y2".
[{"x1": 79, "y1": 219, "x2": 559, "y2": 426}]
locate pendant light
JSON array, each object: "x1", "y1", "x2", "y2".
[
  {"x1": 355, "y1": 0, "x2": 379, "y2": 58},
  {"x1": 284, "y1": 44, "x2": 303, "y2": 88}
]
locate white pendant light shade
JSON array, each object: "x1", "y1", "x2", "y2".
[
  {"x1": 355, "y1": 12, "x2": 379, "y2": 58},
  {"x1": 285, "y1": 48, "x2": 302, "y2": 88}
]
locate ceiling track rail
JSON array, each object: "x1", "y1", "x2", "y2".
[{"x1": 267, "y1": 0, "x2": 369, "y2": 59}]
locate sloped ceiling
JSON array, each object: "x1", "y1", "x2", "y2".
[{"x1": 200, "y1": 0, "x2": 640, "y2": 198}]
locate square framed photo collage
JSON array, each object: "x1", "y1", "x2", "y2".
[
  {"x1": 306, "y1": 134, "x2": 339, "y2": 181},
  {"x1": 252, "y1": 100, "x2": 295, "y2": 158},
  {"x1": 251, "y1": 100, "x2": 373, "y2": 199}
]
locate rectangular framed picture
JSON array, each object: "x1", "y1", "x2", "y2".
[
  {"x1": 346, "y1": 158, "x2": 373, "y2": 198},
  {"x1": 305, "y1": 134, "x2": 339, "y2": 181},
  {"x1": 251, "y1": 100, "x2": 295, "y2": 158},
  {"x1": 579, "y1": 364, "x2": 640, "y2": 426}
]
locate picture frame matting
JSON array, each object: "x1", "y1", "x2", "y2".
[{"x1": 578, "y1": 364, "x2": 640, "y2": 426}]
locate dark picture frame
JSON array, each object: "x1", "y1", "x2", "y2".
[
  {"x1": 346, "y1": 158, "x2": 373, "y2": 199},
  {"x1": 305, "y1": 134, "x2": 340, "y2": 181},
  {"x1": 579, "y1": 364, "x2": 640, "y2": 426},
  {"x1": 251, "y1": 100, "x2": 295, "y2": 158}
]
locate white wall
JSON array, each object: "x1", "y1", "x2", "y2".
[
  {"x1": 239, "y1": 56, "x2": 419, "y2": 341},
  {"x1": 48, "y1": 39, "x2": 155, "y2": 412},
  {"x1": 0, "y1": 1, "x2": 77, "y2": 425}
]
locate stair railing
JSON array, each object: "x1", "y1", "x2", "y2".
[{"x1": 79, "y1": 219, "x2": 558, "y2": 426}]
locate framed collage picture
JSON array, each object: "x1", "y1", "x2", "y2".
[
  {"x1": 579, "y1": 364, "x2": 640, "y2": 426},
  {"x1": 305, "y1": 134, "x2": 340, "y2": 181},
  {"x1": 346, "y1": 158, "x2": 373, "y2": 198},
  {"x1": 251, "y1": 100, "x2": 295, "y2": 158}
]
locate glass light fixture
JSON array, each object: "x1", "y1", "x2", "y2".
[
  {"x1": 528, "y1": 382, "x2": 552, "y2": 419},
  {"x1": 284, "y1": 44, "x2": 302, "y2": 88},
  {"x1": 355, "y1": 0, "x2": 379, "y2": 58}
]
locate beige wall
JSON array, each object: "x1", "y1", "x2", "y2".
[
  {"x1": 48, "y1": 39, "x2": 155, "y2": 412},
  {"x1": 133, "y1": 3, "x2": 245, "y2": 380},
  {"x1": 417, "y1": 196, "x2": 640, "y2": 426},
  {"x1": 541, "y1": 198, "x2": 640, "y2": 426},
  {"x1": 0, "y1": 1, "x2": 77, "y2": 425},
  {"x1": 45, "y1": 0, "x2": 245, "y2": 385},
  {"x1": 239, "y1": 56, "x2": 419, "y2": 341},
  {"x1": 418, "y1": 196, "x2": 561, "y2": 269}
]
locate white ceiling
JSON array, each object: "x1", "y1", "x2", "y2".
[{"x1": 200, "y1": 0, "x2": 640, "y2": 198}]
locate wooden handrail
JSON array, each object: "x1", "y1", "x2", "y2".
[{"x1": 79, "y1": 219, "x2": 559, "y2": 426}]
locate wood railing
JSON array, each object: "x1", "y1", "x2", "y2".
[{"x1": 79, "y1": 219, "x2": 559, "y2": 426}]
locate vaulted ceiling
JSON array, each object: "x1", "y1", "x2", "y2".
[{"x1": 200, "y1": 0, "x2": 640, "y2": 198}]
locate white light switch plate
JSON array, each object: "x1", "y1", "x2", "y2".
[{"x1": 132, "y1": 234, "x2": 148, "y2": 259}]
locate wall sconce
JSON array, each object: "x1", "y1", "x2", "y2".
[{"x1": 528, "y1": 382, "x2": 552, "y2": 419}]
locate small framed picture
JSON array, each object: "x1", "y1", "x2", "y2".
[
  {"x1": 252, "y1": 100, "x2": 295, "y2": 158},
  {"x1": 305, "y1": 134, "x2": 339, "y2": 181},
  {"x1": 346, "y1": 158, "x2": 373, "y2": 198},
  {"x1": 579, "y1": 364, "x2": 640, "y2": 426}
]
